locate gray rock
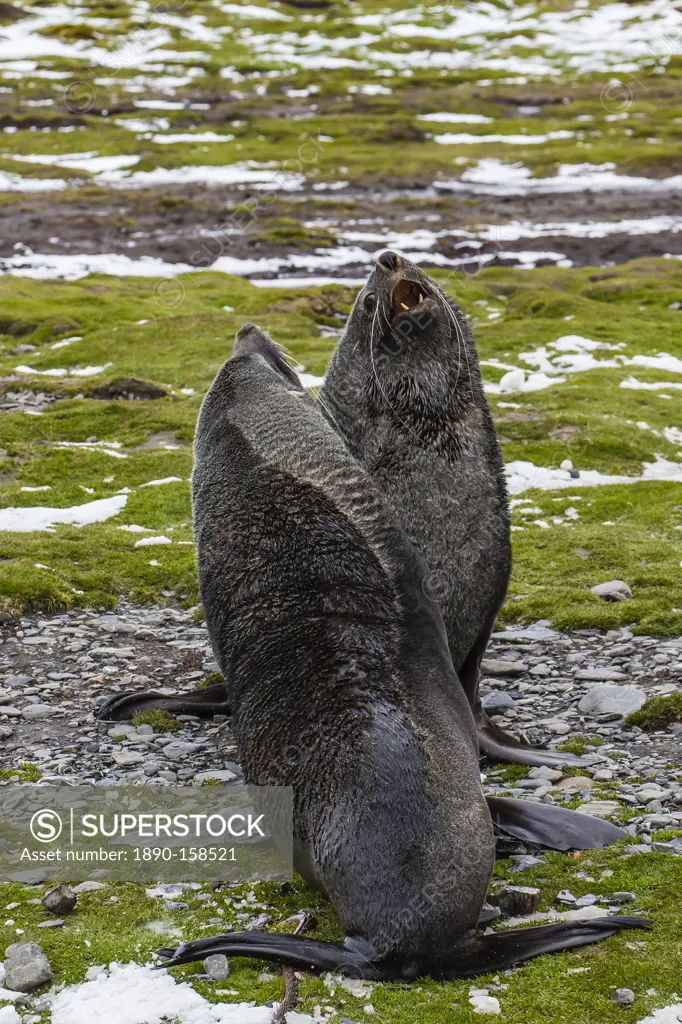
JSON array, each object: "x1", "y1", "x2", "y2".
[
  {"x1": 41, "y1": 885, "x2": 77, "y2": 916},
  {"x1": 612, "y1": 989, "x2": 635, "y2": 1005},
  {"x1": 578, "y1": 684, "x2": 646, "y2": 717},
  {"x1": 489, "y1": 885, "x2": 540, "y2": 918},
  {"x1": 591, "y1": 580, "x2": 632, "y2": 602},
  {"x1": 72, "y1": 881, "x2": 105, "y2": 894},
  {"x1": 610, "y1": 892, "x2": 637, "y2": 904},
  {"x1": 575, "y1": 669, "x2": 629, "y2": 682},
  {"x1": 509, "y1": 855, "x2": 544, "y2": 873},
  {"x1": 481, "y1": 660, "x2": 527, "y2": 677},
  {"x1": 482, "y1": 691, "x2": 516, "y2": 712},
  {"x1": 21, "y1": 704, "x2": 60, "y2": 721},
  {"x1": 4, "y1": 941, "x2": 53, "y2": 992},
  {"x1": 203, "y1": 954, "x2": 230, "y2": 981},
  {"x1": 478, "y1": 902, "x2": 502, "y2": 925},
  {"x1": 193, "y1": 769, "x2": 238, "y2": 784},
  {"x1": 579, "y1": 800, "x2": 621, "y2": 817},
  {"x1": 555, "y1": 776, "x2": 594, "y2": 790},
  {"x1": 528, "y1": 766, "x2": 563, "y2": 782},
  {"x1": 163, "y1": 741, "x2": 202, "y2": 762},
  {"x1": 112, "y1": 750, "x2": 144, "y2": 767}
]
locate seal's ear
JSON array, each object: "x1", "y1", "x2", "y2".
[{"x1": 233, "y1": 322, "x2": 304, "y2": 390}]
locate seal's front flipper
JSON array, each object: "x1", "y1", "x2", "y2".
[
  {"x1": 156, "y1": 931, "x2": 384, "y2": 979},
  {"x1": 487, "y1": 796, "x2": 625, "y2": 851},
  {"x1": 451, "y1": 916, "x2": 652, "y2": 978},
  {"x1": 477, "y1": 711, "x2": 589, "y2": 768},
  {"x1": 97, "y1": 683, "x2": 230, "y2": 722}
]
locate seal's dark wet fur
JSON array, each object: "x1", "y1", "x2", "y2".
[
  {"x1": 157, "y1": 325, "x2": 650, "y2": 981},
  {"x1": 319, "y1": 252, "x2": 581, "y2": 767}
]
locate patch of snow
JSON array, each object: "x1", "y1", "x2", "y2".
[
  {"x1": 45, "y1": 960, "x2": 314, "y2": 1024},
  {"x1": 134, "y1": 535, "x2": 173, "y2": 547},
  {"x1": 20, "y1": 485, "x2": 51, "y2": 492},
  {"x1": 437, "y1": 159, "x2": 682, "y2": 196},
  {"x1": 100, "y1": 164, "x2": 305, "y2": 190},
  {"x1": 10, "y1": 153, "x2": 140, "y2": 174},
  {"x1": 506, "y1": 455, "x2": 682, "y2": 495},
  {"x1": 0, "y1": 495, "x2": 127, "y2": 532},
  {"x1": 0, "y1": 171, "x2": 67, "y2": 192},
  {"x1": 434, "y1": 130, "x2": 574, "y2": 145},
  {"x1": 620, "y1": 377, "x2": 682, "y2": 392},
  {"x1": 151, "y1": 132, "x2": 235, "y2": 144},
  {"x1": 637, "y1": 1008, "x2": 682, "y2": 1024},
  {"x1": 139, "y1": 477, "x2": 183, "y2": 487},
  {"x1": 218, "y1": 3, "x2": 290, "y2": 18},
  {"x1": 419, "y1": 112, "x2": 494, "y2": 124}
]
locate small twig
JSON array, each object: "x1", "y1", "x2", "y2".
[{"x1": 270, "y1": 912, "x2": 317, "y2": 1023}]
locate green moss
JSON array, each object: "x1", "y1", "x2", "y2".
[
  {"x1": 196, "y1": 671, "x2": 224, "y2": 690},
  {"x1": 0, "y1": 762, "x2": 43, "y2": 782},
  {"x1": 131, "y1": 710, "x2": 182, "y2": 733},
  {"x1": 625, "y1": 694, "x2": 682, "y2": 730},
  {"x1": 556, "y1": 736, "x2": 604, "y2": 757}
]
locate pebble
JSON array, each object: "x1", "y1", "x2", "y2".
[
  {"x1": 203, "y1": 954, "x2": 230, "y2": 981},
  {"x1": 41, "y1": 886, "x2": 77, "y2": 916},
  {"x1": 555, "y1": 776, "x2": 594, "y2": 790},
  {"x1": 578, "y1": 684, "x2": 646, "y2": 716},
  {"x1": 591, "y1": 580, "x2": 633, "y2": 602},
  {"x1": 3, "y1": 942, "x2": 53, "y2": 992},
  {"x1": 489, "y1": 885, "x2": 540, "y2": 917},
  {"x1": 482, "y1": 691, "x2": 516, "y2": 712},
  {"x1": 579, "y1": 801, "x2": 621, "y2": 817},
  {"x1": 612, "y1": 989, "x2": 635, "y2": 1005},
  {"x1": 20, "y1": 704, "x2": 60, "y2": 721},
  {"x1": 481, "y1": 660, "x2": 527, "y2": 677}
]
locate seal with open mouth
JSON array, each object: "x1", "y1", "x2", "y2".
[
  {"x1": 319, "y1": 251, "x2": 582, "y2": 769},
  {"x1": 153, "y1": 324, "x2": 649, "y2": 982}
]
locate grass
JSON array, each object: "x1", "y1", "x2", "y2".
[
  {"x1": 1, "y1": 1, "x2": 682, "y2": 1020},
  {"x1": 625, "y1": 694, "x2": 682, "y2": 731},
  {"x1": 557, "y1": 737, "x2": 605, "y2": 757},
  {"x1": 131, "y1": 710, "x2": 182, "y2": 733},
  {"x1": 0, "y1": 844, "x2": 679, "y2": 1023},
  {"x1": 1, "y1": 258, "x2": 681, "y2": 626}
]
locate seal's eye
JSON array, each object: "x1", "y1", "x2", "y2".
[{"x1": 364, "y1": 292, "x2": 376, "y2": 314}]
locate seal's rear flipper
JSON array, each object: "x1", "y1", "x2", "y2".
[
  {"x1": 487, "y1": 796, "x2": 625, "y2": 851},
  {"x1": 156, "y1": 931, "x2": 384, "y2": 979},
  {"x1": 454, "y1": 921, "x2": 651, "y2": 974},
  {"x1": 452, "y1": 916, "x2": 652, "y2": 977},
  {"x1": 97, "y1": 683, "x2": 230, "y2": 722},
  {"x1": 477, "y1": 712, "x2": 590, "y2": 768},
  {"x1": 157, "y1": 917, "x2": 651, "y2": 981}
]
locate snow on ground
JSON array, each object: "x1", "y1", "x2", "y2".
[
  {"x1": 437, "y1": 160, "x2": 682, "y2": 196},
  {"x1": 637, "y1": 1009, "x2": 682, "y2": 1024},
  {"x1": 0, "y1": 495, "x2": 128, "y2": 532},
  {"x1": 45, "y1": 961, "x2": 315, "y2": 1024},
  {"x1": 506, "y1": 455, "x2": 682, "y2": 495}
]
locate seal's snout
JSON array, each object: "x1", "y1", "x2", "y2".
[
  {"x1": 377, "y1": 250, "x2": 401, "y2": 273},
  {"x1": 232, "y1": 322, "x2": 303, "y2": 390},
  {"x1": 235, "y1": 322, "x2": 259, "y2": 343}
]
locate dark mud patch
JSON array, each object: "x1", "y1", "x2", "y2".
[
  {"x1": 89, "y1": 377, "x2": 170, "y2": 401},
  {"x1": 0, "y1": 2, "x2": 29, "y2": 20},
  {"x1": 2, "y1": 182, "x2": 682, "y2": 278}
]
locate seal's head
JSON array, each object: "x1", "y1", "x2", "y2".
[
  {"x1": 232, "y1": 322, "x2": 305, "y2": 393},
  {"x1": 334, "y1": 251, "x2": 480, "y2": 421}
]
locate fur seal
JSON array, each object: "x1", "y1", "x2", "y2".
[
  {"x1": 155, "y1": 325, "x2": 648, "y2": 981},
  {"x1": 319, "y1": 251, "x2": 583, "y2": 769}
]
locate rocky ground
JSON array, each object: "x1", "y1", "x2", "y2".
[{"x1": 1, "y1": 607, "x2": 680, "y2": 841}]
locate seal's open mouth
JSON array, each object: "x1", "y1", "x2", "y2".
[{"x1": 392, "y1": 278, "x2": 428, "y2": 317}]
